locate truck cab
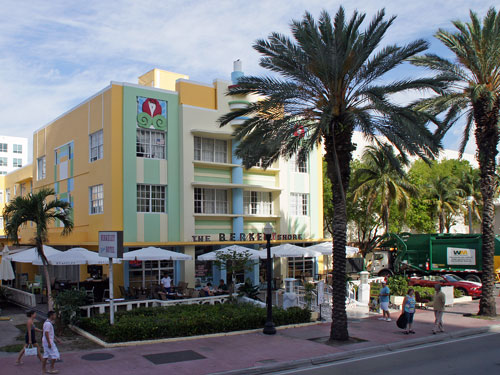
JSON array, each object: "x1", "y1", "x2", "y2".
[{"x1": 365, "y1": 250, "x2": 393, "y2": 277}]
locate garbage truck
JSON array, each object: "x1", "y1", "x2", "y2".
[{"x1": 365, "y1": 233, "x2": 500, "y2": 283}]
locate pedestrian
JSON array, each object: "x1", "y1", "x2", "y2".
[
  {"x1": 42, "y1": 310, "x2": 61, "y2": 374},
  {"x1": 402, "y1": 288, "x2": 416, "y2": 334},
  {"x1": 431, "y1": 284, "x2": 446, "y2": 334},
  {"x1": 16, "y1": 310, "x2": 43, "y2": 364},
  {"x1": 378, "y1": 281, "x2": 391, "y2": 321},
  {"x1": 160, "y1": 273, "x2": 172, "y2": 293}
]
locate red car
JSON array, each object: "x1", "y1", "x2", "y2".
[{"x1": 409, "y1": 274, "x2": 482, "y2": 297}]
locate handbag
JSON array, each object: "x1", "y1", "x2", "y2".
[
  {"x1": 396, "y1": 312, "x2": 407, "y2": 329},
  {"x1": 25, "y1": 345, "x2": 37, "y2": 356}
]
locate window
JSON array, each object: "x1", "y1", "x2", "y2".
[
  {"x1": 55, "y1": 142, "x2": 73, "y2": 165},
  {"x1": 290, "y1": 156, "x2": 308, "y2": 173},
  {"x1": 0, "y1": 217, "x2": 3, "y2": 230},
  {"x1": 37, "y1": 156, "x2": 46, "y2": 180},
  {"x1": 288, "y1": 257, "x2": 314, "y2": 278},
  {"x1": 13, "y1": 144, "x2": 22, "y2": 154},
  {"x1": 6, "y1": 188, "x2": 10, "y2": 203},
  {"x1": 290, "y1": 193, "x2": 309, "y2": 216},
  {"x1": 194, "y1": 136, "x2": 227, "y2": 163},
  {"x1": 137, "y1": 184, "x2": 166, "y2": 213},
  {"x1": 129, "y1": 257, "x2": 174, "y2": 289},
  {"x1": 0, "y1": 143, "x2": 6, "y2": 152},
  {"x1": 89, "y1": 130, "x2": 104, "y2": 162},
  {"x1": 13, "y1": 158, "x2": 22, "y2": 168},
  {"x1": 89, "y1": 185, "x2": 104, "y2": 214},
  {"x1": 0, "y1": 158, "x2": 6, "y2": 166},
  {"x1": 244, "y1": 191, "x2": 273, "y2": 215},
  {"x1": 194, "y1": 188, "x2": 228, "y2": 214},
  {"x1": 136, "y1": 129, "x2": 166, "y2": 159},
  {"x1": 0, "y1": 171, "x2": 6, "y2": 175},
  {"x1": 0, "y1": 190, "x2": 3, "y2": 203}
]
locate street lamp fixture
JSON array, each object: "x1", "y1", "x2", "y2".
[
  {"x1": 466, "y1": 196, "x2": 474, "y2": 234},
  {"x1": 263, "y1": 223, "x2": 276, "y2": 335}
]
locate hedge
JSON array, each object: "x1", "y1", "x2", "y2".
[{"x1": 78, "y1": 303, "x2": 310, "y2": 343}]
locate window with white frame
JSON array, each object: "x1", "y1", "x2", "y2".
[
  {"x1": 136, "y1": 129, "x2": 166, "y2": 159},
  {"x1": 89, "y1": 130, "x2": 103, "y2": 162},
  {"x1": 0, "y1": 143, "x2": 7, "y2": 153},
  {"x1": 0, "y1": 217, "x2": 3, "y2": 230},
  {"x1": 194, "y1": 136, "x2": 227, "y2": 163},
  {"x1": 37, "y1": 156, "x2": 46, "y2": 180},
  {"x1": 0, "y1": 190, "x2": 3, "y2": 203},
  {"x1": 89, "y1": 184, "x2": 104, "y2": 214},
  {"x1": 290, "y1": 155, "x2": 308, "y2": 173},
  {"x1": 0, "y1": 171, "x2": 6, "y2": 175},
  {"x1": 0, "y1": 158, "x2": 6, "y2": 167},
  {"x1": 137, "y1": 184, "x2": 166, "y2": 213},
  {"x1": 194, "y1": 188, "x2": 228, "y2": 214},
  {"x1": 6, "y1": 188, "x2": 10, "y2": 203},
  {"x1": 243, "y1": 191, "x2": 273, "y2": 215},
  {"x1": 290, "y1": 193, "x2": 309, "y2": 216},
  {"x1": 13, "y1": 144, "x2": 22, "y2": 154},
  {"x1": 13, "y1": 158, "x2": 22, "y2": 168}
]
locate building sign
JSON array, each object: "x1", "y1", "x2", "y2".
[
  {"x1": 191, "y1": 232, "x2": 304, "y2": 242},
  {"x1": 447, "y1": 247, "x2": 476, "y2": 266},
  {"x1": 99, "y1": 231, "x2": 124, "y2": 258}
]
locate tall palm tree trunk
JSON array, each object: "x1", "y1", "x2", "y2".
[
  {"x1": 325, "y1": 128, "x2": 354, "y2": 341},
  {"x1": 36, "y1": 239, "x2": 54, "y2": 311},
  {"x1": 474, "y1": 99, "x2": 499, "y2": 317},
  {"x1": 383, "y1": 207, "x2": 390, "y2": 234}
]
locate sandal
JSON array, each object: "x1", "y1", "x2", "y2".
[
  {"x1": 15, "y1": 361, "x2": 23, "y2": 365},
  {"x1": 404, "y1": 331, "x2": 409, "y2": 334},
  {"x1": 409, "y1": 330, "x2": 416, "y2": 334},
  {"x1": 47, "y1": 370, "x2": 59, "y2": 374}
]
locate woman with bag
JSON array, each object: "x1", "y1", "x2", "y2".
[
  {"x1": 16, "y1": 310, "x2": 43, "y2": 364},
  {"x1": 402, "y1": 288, "x2": 416, "y2": 334}
]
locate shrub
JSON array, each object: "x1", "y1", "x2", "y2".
[
  {"x1": 387, "y1": 275, "x2": 409, "y2": 296},
  {"x1": 54, "y1": 288, "x2": 89, "y2": 326},
  {"x1": 79, "y1": 303, "x2": 310, "y2": 343}
]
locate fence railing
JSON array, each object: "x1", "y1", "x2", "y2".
[
  {"x1": 79, "y1": 294, "x2": 231, "y2": 318},
  {"x1": 4, "y1": 286, "x2": 37, "y2": 308}
]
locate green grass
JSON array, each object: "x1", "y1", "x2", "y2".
[{"x1": 0, "y1": 343, "x2": 24, "y2": 352}]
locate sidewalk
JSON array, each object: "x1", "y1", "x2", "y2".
[{"x1": 0, "y1": 298, "x2": 498, "y2": 375}]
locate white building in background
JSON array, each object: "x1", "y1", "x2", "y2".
[{"x1": 0, "y1": 135, "x2": 29, "y2": 175}]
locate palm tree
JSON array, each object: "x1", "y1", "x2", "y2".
[
  {"x1": 219, "y1": 7, "x2": 445, "y2": 340},
  {"x1": 411, "y1": 8, "x2": 500, "y2": 316},
  {"x1": 457, "y1": 167, "x2": 482, "y2": 231},
  {"x1": 3, "y1": 188, "x2": 73, "y2": 310},
  {"x1": 353, "y1": 145, "x2": 417, "y2": 234},
  {"x1": 427, "y1": 175, "x2": 461, "y2": 233}
]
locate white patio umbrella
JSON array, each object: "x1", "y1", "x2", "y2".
[
  {"x1": 8, "y1": 245, "x2": 62, "y2": 264},
  {"x1": 259, "y1": 243, "x2": 322, "y2": 278},
  {"x1": 259, "y1": 243, "x2": 322, "y2": 258},
  {"x1": 306, "y1": 242, "x2": 360, "y2": 256},
  {"x1": 0, "y1": 246, "x2": 15, "y2": 281},
  {"x1": 33, "y1": 247, "x2": 121, "y2": 266},
  {"x1": 197, "y1": 245, "x2": 262, "y2": 260},
  {"x1": 123, "y1": 247, "x2": 192, "y2": 288}
]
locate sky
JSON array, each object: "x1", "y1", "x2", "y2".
[{"x1": 0, "y1": 0, "x2": 495, "y2": 162}]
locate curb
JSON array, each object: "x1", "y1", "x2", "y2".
[
  {"x1": 69, "y1": 321, "x2": 323, "y2": 348},
  {"x1": 210, "y1": 324, "x2": 500, "y2": 375}
]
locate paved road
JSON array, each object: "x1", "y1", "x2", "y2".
[{"x1": 275, "y1": 333, "x2": 500, "y2": 375}]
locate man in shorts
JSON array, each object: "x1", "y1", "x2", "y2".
[
  {"x1": 378, "y1": 281, "x2": 391, "y2": 321},
  {"x1": 42, "y1": 311, "x2": 60, "y2": 374}
]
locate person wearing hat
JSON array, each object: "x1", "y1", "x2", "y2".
[{"x1": 378, "y1": 281, "x2": 391, "y2": 321}]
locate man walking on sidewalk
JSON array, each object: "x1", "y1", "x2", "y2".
[
  {"x1": 378, "y1": 281, "x2": 391, "y2": 321},
  {"x1": 432, "y1": 284, "x2": 446, "y2": 334}
]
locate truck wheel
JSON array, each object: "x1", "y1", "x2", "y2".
[
  {"x1": 457, "y1": 287, "x2": 468, "y2": 296},
  {"x1": 465, "y1": 275, "x2": 481, "y2": 283}
]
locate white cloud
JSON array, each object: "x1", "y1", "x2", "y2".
[{"x1": 0, "y1": 0, "x2": 494, "y2": 160}]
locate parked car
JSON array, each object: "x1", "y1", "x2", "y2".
[{"x1": 408, "y1": 274, "x2": 482, "y2": 297}]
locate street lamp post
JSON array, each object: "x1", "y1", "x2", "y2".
[
  {"x1": 466, "y1": 196, "x2": 474, "y2": 234},
  {"x1": 263, "y1": 223, "x2": 276, "y2": 335}
]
